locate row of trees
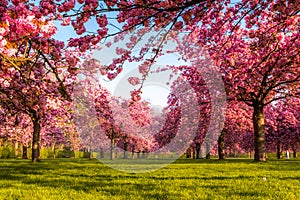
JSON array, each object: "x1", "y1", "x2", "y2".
[
  {"x1": 0, "y1": 0, "x2": 299, "y2": 162},
  {"x1": 1, "y1": 87, "x2": 298, "y2": 161}
]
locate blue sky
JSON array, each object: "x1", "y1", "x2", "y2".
[{"x1": 53, "y1": 11, "x2": 188, "y2": 108}]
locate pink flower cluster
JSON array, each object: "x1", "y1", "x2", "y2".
[
  {"x1": 130, "y1": 89, "x2": 142, "y2": 102},
  {"x1": 128, "y1": 77, "x2": 140, "y2": 86}
]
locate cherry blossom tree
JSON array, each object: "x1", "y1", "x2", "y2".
[
  {"x1": 218, "y1": 102, "x2": 253, "y2": 160},
  {"x1": 94, "y1": 86, "x2": 152, "y2": 160},
  {"x1": 266, "y1": 98, "x2": 300, "y2": 159},
  {"x1": 0, "y1": 98, "x2": 76, "y2": 159},
  {"x1": 192, "y1": 2, "x2": 300, "y2": 161},
  {"x1": 0, "y1": 1, "x2": 78, "y2": 161},
  {"x1": 40, "y1": 99, "x2": 75, "y2": 158},
  {"x1": 0, "y1": 110, "x2": 32, "y2": 158}
]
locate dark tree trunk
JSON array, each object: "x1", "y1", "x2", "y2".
[
  {"x1": 186, "y1": 148, "x2": 191, "y2": 158},
  {"x1": 123, "y1": 142, "x2": 128, "y2": 159},
  {"x1": 142, "y1": 151, "x2": 146, "y2": 158},
  {"x1": 22, "y1": 145, "x2": 28, "y2": 159},
  {"x1": 292, "y1": 143, "x2": 298, "y2": 158},
  {"x1": 89, "y1": 151, "x2": 93, "y2": 159},
  {"x1": 53, "y1": 148, "x2": 56, "y2": 159},
  {"x1": 218, "y1": 130, "x2": 225, "y2": 160},
  {"x1": 192, "y1": 147, "x2": 196, "y2": 159},
  {"x1": 205, "y1": 142, "x2": 211, "y2": 159},
  {"x1": 72, "y1": 145, "x2": 76, "y2": 158},
  {"x1": 195, "y1": 143, "x2": 201, "y2": 159},
  {"x1": 32, "y1": 116, "x2": 41, "y2": 162},
  {"x1": 293, "y1": 149, "x2": 297, "y2": 158},
  {"x1": 253, "y1": 105, "x2": 266, "y2": 162},
  {"x1": 277, "y1": 140, "x2": 282, "y2": 159}
]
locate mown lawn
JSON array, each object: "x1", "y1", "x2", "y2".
[{"x1": 0, "y1": 157, "x2": 299, "y2": 200}]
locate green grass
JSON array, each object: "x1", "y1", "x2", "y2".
[{"x1": 0, "y1": 158, "x2": 300, "y2": 200}]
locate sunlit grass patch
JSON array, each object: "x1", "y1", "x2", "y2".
[{"x1": 0, "y1": 158, "x2": 299, "y2": 199}]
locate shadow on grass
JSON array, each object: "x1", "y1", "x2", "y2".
[
  {"x1": 0, "y1": 161, "x2": 166, "y2": 198},
  {"x1": 236, "y1": 191, "x2": 267, "y2": 197},
  {"x1": 1, "y1": 157, "x2": 300, "y2": 197}
]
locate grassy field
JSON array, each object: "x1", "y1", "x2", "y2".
[{"x1": 0, "y1": 157, "x2": 299, "y2": 200}]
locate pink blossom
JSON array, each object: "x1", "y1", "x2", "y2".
[
  {"x1": 138, "y1": 61, "x2": 150, "y2": 74},
  {"x1": 128, "y1": 77, "x2": 140, "y2": 86}
]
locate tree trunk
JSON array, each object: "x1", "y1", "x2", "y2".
[
  {"x1": 14, "y1": 141, "x2": 19, "y2": 158},
  {"x1": 195, "y1": 143, "x2": 200, "y2": 159},
  {"x1": 205, "y1": 142, "x2": 211, "y2": 159},
  {"x1": 131, "y1": 148, "x2": 134, "y2": 159},
  {"x1": 293, "y1": 143, "x2": 298, "y2": 158},
  {"x1": 89, "y1": 133, "x2": 93, "y2": 160},
  {"x1": 53, "y1": 148, "x2": 56, "y2": 159},
  {"x1": 137, "y1": 151, "x2": 140, "y2": 159},
  {"x1": 253, "y1": 105, "x2": 266, "y2": 162},
  {"x1": 123, "y1": 142, "x2": 128, "y2": 159},
  {"x1": 277, "y1": 140, "x2": 282, "y2": 159},
  {"x1": 89, "y1": 151, "x2": 93, "y2": 159},
  {"x1": 52, "y1": 143, "x2": 56, "y2": 159},
  {"x1": 186, "y1": 148, "x2": 191, "y2": 158},
  {"x1": 99, "y1": 147, "x2": 104, "y2": 158},
  {"x1": 142, "y1": 151, "x2": 146, "y2": 158},
  {"x1": 110, "y1": 139, "x2": 115, "y2": 160},
  {"x1": 192, "y1": 147, "x2": 196, "y2": 159},
  {"x1": 293, "y1": 150, "x2": 297, "y2": 158},
  {"x1": 88, "y1": 145, "x2": 93, "y2": 159},
  {"x1": 22, "y1": 145, "x2": 28, "y2": 159},
  {"x1": 218, "y1": 130, "x2": 225, "y2": 160},
  {"x1": 32, "y1": 116, "x2": 41, "y2": 162}
]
